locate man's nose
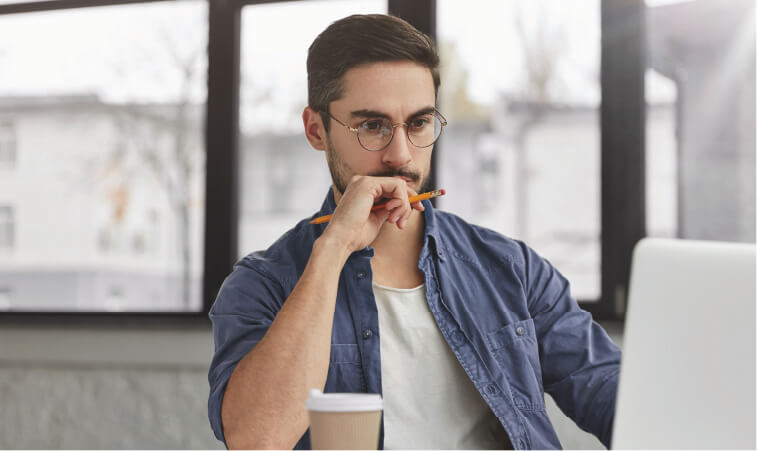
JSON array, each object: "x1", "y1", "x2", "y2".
[{"x1": 381, "y1": 125, "x2": 413, "y2": 168}]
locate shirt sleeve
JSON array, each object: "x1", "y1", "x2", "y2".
[
  {"x1": 207, "y1": 261, "x2": 286, "y2": 445},
  {"x1": 522, "y1": 243, "x2": 621, "y2": 449}
]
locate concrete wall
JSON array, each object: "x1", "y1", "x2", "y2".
[
  {"x1": 0, "y1": 323, "x2": 222, "y2": 449},
  {"x1": 0, "y1": 321, "x2": 622, "y2": 449}
]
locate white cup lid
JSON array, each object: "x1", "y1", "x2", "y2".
[{"x1": 306, "y1": 389, "x2": 383, "y2": 412}]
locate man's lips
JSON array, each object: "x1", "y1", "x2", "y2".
[{"x1": 369, "y1": 171, "x2": 420, "y2": 184}]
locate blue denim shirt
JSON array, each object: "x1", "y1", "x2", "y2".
[{"x1": 208, "y1": 190, "x2": 621, "y2": 450}]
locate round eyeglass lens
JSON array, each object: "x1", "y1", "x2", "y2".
[
  {"x1": 357, "y1": 119, "x2": 393, "y2": 151},
  {"x1": 407, "y1": 114, "x2": 443, "y2": 148}
]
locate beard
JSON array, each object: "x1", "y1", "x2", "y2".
[{"x1": 325, "y1": 136, "x2": 433, "y2": 197}]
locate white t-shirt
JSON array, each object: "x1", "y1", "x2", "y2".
[{"x1": 373, "y1": 282, "x2": 511, "y2": 449}]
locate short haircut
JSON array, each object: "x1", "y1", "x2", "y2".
[{"x1": 307, "y1": 14, "x2": 440, "y2": 131}]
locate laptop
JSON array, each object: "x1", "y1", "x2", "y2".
[{"x1": 612, "y1": 238, "x2": 756, "y2": 449}]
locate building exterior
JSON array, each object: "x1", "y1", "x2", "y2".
[
  {"x1": 2, "y1": 65, "x2": 749, "y2": 310},
  {"x1": 647, "y1": 0, "x2": 756, "y2": 243},
  {"x1": 0, "y1": 95, "x2": 204, "y2": 311}
]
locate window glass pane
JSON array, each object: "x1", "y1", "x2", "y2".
[
  {"x1": 0, "y1": 286, "x2": 11, "y2": 310},
  {"x1": 0, "y1": 122, "x2": 15, "y2": 166},
  {"x1": 646, "y1": 0, "x2": 755, "y2": 243},
  {"x1": 438, "y1": 0, "x2": 601, "y2": 300},
  {"x1": 0, "y1": 206, "x2": 13, "y2": 249},
  {"x1": 238, "y1": 0, "x2": 385, "y2": 257},
  {"x1": 0, "y1": 1, "x2": 208, "y2": 312}
]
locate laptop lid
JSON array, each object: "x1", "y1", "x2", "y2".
[{"x1": 612, "y1": 238, "x2": 756, "y2": 449}]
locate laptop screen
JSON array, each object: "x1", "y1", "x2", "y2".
[{"x1": 612, "y1": 238, "x2": 756, "y2": 449}]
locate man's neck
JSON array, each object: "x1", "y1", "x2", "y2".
[
  {"x1": 370, "y1": 208, "x2": 425, "y2": 254},
  {"x1": 369, "y1": 208, "x2": 426, "y2": 288}
]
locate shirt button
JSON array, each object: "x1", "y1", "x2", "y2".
[
  {"x1": 484, "y1": 383, "x2": 499, "y2": 396},
  {"x1": 516, "y1": 326, "x2": 526, "y2": 336},
  {"x1": 357, "y1": 271, "x2": 366, "y2": 279},
  {"x1": 451, "y1": 330, "x2": 464, "y2": 345},
  {"x1": 517, "y1": 438, "x2": 527, "y2": 449},
  {"x1": 362, "y1": 329, "x2": 373, "y2": 339}
]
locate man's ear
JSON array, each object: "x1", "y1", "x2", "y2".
[{"x1": 303, "y1": 106, "x2": 328, "y2": 151}]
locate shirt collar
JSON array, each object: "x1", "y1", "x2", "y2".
[
  {"x1": 420, "y1": 197, "x2": 443, "y2": 261},
  {"x1": 317, "y1": 187, "x2": 337, "y2": 217}
]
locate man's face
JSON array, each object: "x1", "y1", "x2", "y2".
[{"x1": 324, "y1": 61, "x2": 437, "y2": 198}]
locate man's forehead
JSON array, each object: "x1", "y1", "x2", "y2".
[{"x1": 334, "y1": 61, "x2": 436, "y2": 115}]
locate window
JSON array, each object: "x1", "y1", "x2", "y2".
[
  {"x1": 0, "y1": 286, "x2": 11, "y2": 310},
  {"x1": 3, "y1": 0, "x2": 741, "y2": 319},
  {"x1": 104, "y1": 286, "x2": 125, "y2": 312},
  {"x1": 646, "y1": 0, "x2": 755, "y2": 243},
  {"x1": 0, "y1": 1, "x2": 208, "y2": 312},
  {"x1": 437, "y1": 0, "x2": 602, "y2": 300},
  {"x1": 0, "y1": 122, "x2": 15, "y2": 166},
  {"x1": 237, "y1": 0, "x2": 386, "y2": 257},
  {"x1": 0, "y1": 206, "x2": 13, "y2": 250}
]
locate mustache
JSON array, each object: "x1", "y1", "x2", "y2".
[{"x1": 368, "y1": 169, "x2": 421, "y2": 182}]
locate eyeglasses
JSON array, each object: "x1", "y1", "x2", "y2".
[{"x1": 325, "y1": 108, "x2": 448, "y2": 152}]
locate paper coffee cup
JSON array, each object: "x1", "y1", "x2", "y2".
[{"x1": 306, "y1": 389, "x2": 383, "y2": 450}]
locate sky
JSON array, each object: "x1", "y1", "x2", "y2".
[
  {"x1": 0, "y1": 1, "x2": 208, "y2": 103},
  {"x1": 0, "y1": 0, "x2": 678, "y2": 133}
]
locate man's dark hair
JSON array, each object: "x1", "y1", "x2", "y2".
[{"x1": 307, "y1": 14, "x2": 441, "y2": 132}]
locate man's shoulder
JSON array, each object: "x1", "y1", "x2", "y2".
[
  {"x1": 433, "y1": 209, "x2": 528, "y2": 267},
  {"x1": 234, "y1": 216, "x2": 320, "y2": 288}
]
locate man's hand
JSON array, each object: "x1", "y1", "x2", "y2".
[{"x1": 322, "y1": 175, "x2": 425, "y2": 252}]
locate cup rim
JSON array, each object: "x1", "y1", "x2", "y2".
[{"x1": 306, "y1": 390, "x2": 383, "y2": 412}]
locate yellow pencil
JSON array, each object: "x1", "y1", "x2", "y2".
[{"x1": 309, "y1": 189, "x2": 446, "y2": 225}]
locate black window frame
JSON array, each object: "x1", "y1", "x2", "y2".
[{"x1": 0, "y1": 0, "x2": 645, "y2": 324}]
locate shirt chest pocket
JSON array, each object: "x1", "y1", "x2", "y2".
[
  {"x1": 324, "y1": 344, "x2": 366, "y2": 393},
  {"x1": 487, "y1": 318, "x2": 545, "y2": 411}
]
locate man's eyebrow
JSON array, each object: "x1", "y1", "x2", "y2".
[
  {"x1": 350, "y1": 106, "x2": 436, "y2": 120},
  {"x1": 350, "y1": 109, "x2": 391, "y2": 119},
  {"x1": 408, "y1": 106, "x2": 436, "y2": 118}
]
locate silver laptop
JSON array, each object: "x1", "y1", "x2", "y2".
[{"x1": 612, "y1": 238, "x2": 756, "y2": 449}]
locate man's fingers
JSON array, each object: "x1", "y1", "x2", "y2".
[
  {"x1": 400, "y1": 205, "x2": 413, "y2": 229},
  {"x1": 374, "y1": 208, "x2": 391, "y2": 224},
  {"x1": 339, "y1": 175, "x2": 422, "y2": 230},
  {"x1": 382, "y1": 198, "x2": 404, "y2": 212},
  {"x1": 371, "y1": 178, "x2": 411, "y2": 222},
  {"x1": 404, "y1": 186, "x2": 424, "y2": 212}
]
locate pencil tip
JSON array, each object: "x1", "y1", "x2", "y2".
[{"x1": 440, "y1": 189, "x2": 446, "y2": 195}]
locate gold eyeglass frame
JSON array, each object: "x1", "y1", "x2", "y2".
[{"x1": 324, "y1": 108, "x2": 448, "y2": 152}]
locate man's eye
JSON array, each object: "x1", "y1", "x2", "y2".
[
  {"x1": 410, "y1": 117, "x2": 430, "y2": 129},
  {"x1": 360, "y1": 120, "x2": 383, "y2": 131}
]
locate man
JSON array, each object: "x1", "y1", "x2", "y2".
[{"x1": 208, "y1": 14, "x2": 620, "y2": 450}]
